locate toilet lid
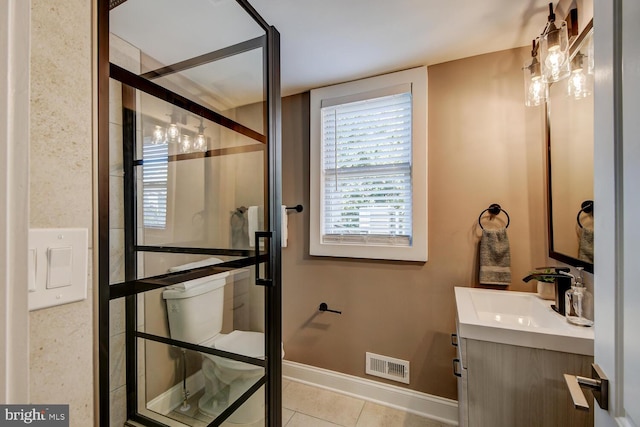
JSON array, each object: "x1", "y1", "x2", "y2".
[{"x1": 212, "y1": 331, "x2": 264, "y2": 359}]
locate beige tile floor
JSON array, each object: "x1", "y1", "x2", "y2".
[{"x1": 165, "y1": 379, "x2": 452, "y2": 427}]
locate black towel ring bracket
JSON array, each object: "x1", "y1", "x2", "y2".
[
  {"x1": 576, "y1": 200, "x2": 594, "y2": 229},
  {"x1": 478, "y1": 203, "x2": 510, "y2": 229}
]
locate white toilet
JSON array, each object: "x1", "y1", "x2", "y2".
[{"x1": 162, "y1": 268, "x2": 276, "y2": 425}]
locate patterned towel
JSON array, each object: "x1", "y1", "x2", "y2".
[{"x1": 479, "y1": 228, "x2": 511, "y2": 286}]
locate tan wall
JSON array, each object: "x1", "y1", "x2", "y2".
[
  {"x1": 28, "y1": 0, "x2": 94, "y2": 424},
  {"x1": 281, "y1": 46, "x2": 548, "y2": 399}
]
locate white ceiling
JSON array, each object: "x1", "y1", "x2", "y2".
[
  {"x1": 250, "y1": 0, "x2": 553, "y2": 96},
  {"x1": 111, "y1": 0, "x2": 554, "y2": 101}
]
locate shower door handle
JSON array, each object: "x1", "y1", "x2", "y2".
[{"x1": 254, "y1": 231, "x2": 272, "y2": 287}]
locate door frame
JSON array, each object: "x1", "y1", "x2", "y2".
[
  {"x1": 0, "y1": 0, "x2": 30, "y2": 404},
  {"x1": 593, "y1": 0, "x2": 639, "y2": 425}
]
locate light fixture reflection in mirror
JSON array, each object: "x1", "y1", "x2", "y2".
[
  {"x1": 567, "y1": 53, "x2": 592, "y2": 100},
  {"x1": 523, "y1": 40, "x2": 547, "y2": 107},
  {"x1": 547, "y1": 21, "x2": 594, "y2": 273}
]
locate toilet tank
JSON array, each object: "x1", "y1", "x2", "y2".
[{"x1": 162, "y1": 273, "x2": 229, "y2": 345}]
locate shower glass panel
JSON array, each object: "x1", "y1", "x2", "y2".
[
  {"x1": 136, "y1": 91, "x2": 266, "y2": 250},
  {"x1": 109, "y1": 0, "x2": 265, "y2": 133},
  {"x1": 102, "y1": 1, "x2": 281, "y2": 426},
  {"x1": 136, "y1": 338, "x2": 266, "y2": 427}
]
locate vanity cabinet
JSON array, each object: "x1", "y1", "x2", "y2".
[
  {"x1": 454, "y1": 287, "x2": 595, "y2": 426},
  {"x1": 456, "y1": 336, "x2": 594, "y2": 427}
]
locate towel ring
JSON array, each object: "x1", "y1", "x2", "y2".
[
  {"x1": 576, "y1": 200, "x2": 594, "y2": 229},
  {"x1": 478, "y1": 203, "x2": 510, "y2": 230}
]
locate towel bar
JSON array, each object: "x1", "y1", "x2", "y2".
[{"x1": 285, "y1": 204, "x2": 303, "y2": 213}]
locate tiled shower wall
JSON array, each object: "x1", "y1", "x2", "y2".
[{"x1": 28, "y1": 0, "x2": 94, "y2": 425}]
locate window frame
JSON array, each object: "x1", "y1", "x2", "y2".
[{"x1": 310, "y1": 66, "x2": 428, "y2": 261}]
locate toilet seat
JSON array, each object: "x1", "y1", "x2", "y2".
[
  {"x1": 202, "y1": 331, "x2": 265, "y2": 372},
  {"x1": 214, "y1": 330, "x2": 265, "y2": 358}
]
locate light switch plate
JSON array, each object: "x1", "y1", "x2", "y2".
[
  {"x1": 47, "y1": 246, "x2": 73, "y2": 289},
  {"x1": 28, "y1": 228, "x2": 88, "y2": 311}
]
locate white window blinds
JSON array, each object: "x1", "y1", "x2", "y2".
[
  {"x1": 320, "y1": 90, "x2": 413, "y2": 246},
  {"x1": 142, "y1": 140, "x2": 168, "y2": 228}
]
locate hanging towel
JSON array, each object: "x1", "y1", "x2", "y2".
[
  {"x1": 281, "y1": 205, "x2": 288, "y2": 248},
  {"x1": 230, "y1": 207, "x2": 249, "y2": 249},
  {"x1": 578, "y1": 228, "x2": 594, "y2": 263},
  {"x1": 166, "y1": 257, "x2": 229, "y2": 290},
  {"x1": 479, "y1": 228, "x2": 511, "y2": 286},
  {"x1": 248, "y1": 205, "x2": 288, "y2": 248},
  {"x1": 248, "y1": 206, "x2": 262, "y2": 248}
]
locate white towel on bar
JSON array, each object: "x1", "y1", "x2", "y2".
[
  {"x1": 248, "y1": 205, "x2": 288, "y2": 248},
  {"x1": 248, "y1": 206, "x2": 262, "y2": 248},
  {"x1": 281, "y1": 205, "x2": 288, "y2": 248}
]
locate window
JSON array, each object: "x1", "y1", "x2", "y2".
[
  {"x1": 310, "y1": 67, "x2": 428, "y2": 261},
  {"x1": 142, "y1": 139, "x2": 169, "y2": 228}
]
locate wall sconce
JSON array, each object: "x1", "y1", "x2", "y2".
[
  {"x1": 523, "y1": 39, "x2": 547, "y2": 107},
  {"x1": 540, "y1": 3, "x2": 570, "y2": 83},
  {"x1": 152, "y1": 125, "x2": 165, "y2": 145},
  {"x1": 179, "y1": 134, "x2": 191, "y2": 153},
  {"x1": 167, "y1": 110, "x2": 182, "y2": 142},
  {"x1": 147, "y1": 111, "x2": 209, "y2": 154},
  {"x1": 194, "y1": 118, "x2": 207, "y2": 152},
  {"x1": 524, "y1": 3, "x2": 589, "y2": 106}
]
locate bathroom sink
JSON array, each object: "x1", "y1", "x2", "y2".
[{"x1": 455, "y1": 287, "x2": 594, "y2": 355}]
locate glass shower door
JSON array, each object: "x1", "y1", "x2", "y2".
[{"x1": 99, "y1": 1, "x2": 282, "y2": 426}]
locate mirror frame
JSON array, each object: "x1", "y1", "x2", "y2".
[{"x1": 546, "y1": 18, "x2": 594, "y2": 273}]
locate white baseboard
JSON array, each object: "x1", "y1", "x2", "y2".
[
  {"x1": 283, "y1": 360, "x2": 459, "y2": 426},
  {"x1": 146, "y1": 371, "x2": 205, "y2": 415},
  {"x1": 144, "y1": 361, "x2": 459, "y2": 426}
]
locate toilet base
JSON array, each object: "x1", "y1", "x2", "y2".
[{"x1": 198, "y1": 384, "x2": 265, "y2": 425}]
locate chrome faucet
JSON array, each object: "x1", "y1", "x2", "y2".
[{"x1": 523, "y1": 267, "x2": 573, "y2": 316}]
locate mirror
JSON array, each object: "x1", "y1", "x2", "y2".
[{"x1": 547, "y1": 20, "x2": 594, "y2": 272}]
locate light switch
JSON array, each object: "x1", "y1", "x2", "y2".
[
  {"x1": 28, "y1": 249, "x2": 37, "y2": 292},
  {"x1": 47, "y1": 246, "x2": 73, "y2": 289},
  {"x1": 28, "y1": 228, "x2": 88, "y2": 311}
]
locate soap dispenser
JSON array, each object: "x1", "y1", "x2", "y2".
[{"x1": 565, "y1": 267, "x2": 594, "y2": 326}]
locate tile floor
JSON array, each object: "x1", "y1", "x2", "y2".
[{"x1": 164, "y1": 379, "x2": 452, "y2": 427}]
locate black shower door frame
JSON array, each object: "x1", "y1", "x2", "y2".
[{"x1": 96, "y1": 1, "x2": 282, "y2": 426}]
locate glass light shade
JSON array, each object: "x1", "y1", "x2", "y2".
[
  {"x1": 194, "y1": 133, "x2": 207, "y2": 152},
  {"x1": 567, "y1": 68, "x2": 592, "y2": 100},
  {"x1": 567, "y1": 53, "x2": 593, "y2": 100},
  {"x1": 179, "y1": 134, "x2": 191, "y2": 153},
  {"x1": 167, "y1": 123, "x2": 180, "y2": 141},
  {"x1": 523, "y1": 58, "x2": 547, "y2": 107},
  {"x1": 152, "y1": 125, "x2": 165, "y2": 144},
  {"x1": 541, "y1": 20, "x2": 571, "y2": 83}
]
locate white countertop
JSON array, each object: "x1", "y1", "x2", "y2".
[{"x1": 455, "y1": 286, "x2": 594, "y2": 356}]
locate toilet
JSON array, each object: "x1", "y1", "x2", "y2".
[{"x1": 162, "y1": 264, "x2": 278, "y2": 425}]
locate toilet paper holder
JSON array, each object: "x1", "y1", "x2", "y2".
[{"x1": 318, "y1": 302, "x2": 342, "y2": 314}]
